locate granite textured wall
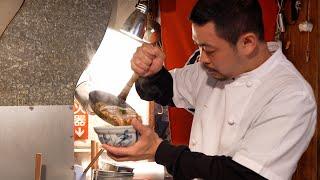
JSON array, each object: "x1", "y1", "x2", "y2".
[{"x1": 0, "y1": 0, "x2": 112, "y2": 105}]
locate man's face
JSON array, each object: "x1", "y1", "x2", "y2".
[{"x1": 192, "y1": 22, "x2": 243, "y2": 80}]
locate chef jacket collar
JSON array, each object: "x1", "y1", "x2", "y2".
[{"x1": 233, "y1": 41, "x2": 283, "y2": 82}]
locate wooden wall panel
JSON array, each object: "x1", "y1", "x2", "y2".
[{"x1": 282, "y1": 0, "x2": 319, "y2": 179}]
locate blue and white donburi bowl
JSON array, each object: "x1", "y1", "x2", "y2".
[{"x1": 94, "y1": 126, "x2": 138, "y2": 147}]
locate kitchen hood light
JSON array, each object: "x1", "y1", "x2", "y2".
[{"x1": 120, "y1": 0, "x2": 160, "y2": 44}]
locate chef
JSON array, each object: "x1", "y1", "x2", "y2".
[{"x1": 103, "y1": 0, "x2": 317, "y2": 179}]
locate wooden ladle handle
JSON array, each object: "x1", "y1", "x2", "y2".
[{"x1": 117, "y1": 73, "x2": 139, "y2": 101}]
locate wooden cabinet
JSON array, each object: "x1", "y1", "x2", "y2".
[{"x1": 282, "y1": 0, "x2": 319, "y2": 179}]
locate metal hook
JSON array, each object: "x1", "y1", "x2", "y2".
[
  {"x1": 295, "y1": 0, "x2": 302, "y2": 11},
  {"x1": 157, "y1": 105, "x2": 164, "y2": 115}
]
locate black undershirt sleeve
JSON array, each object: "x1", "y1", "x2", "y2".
[
  {"x1": 155, "y1": 141, "x2": 267, "y2": 180},
  {"x1": 135, "y1": 67, "x2": 175, "y2": 106}
]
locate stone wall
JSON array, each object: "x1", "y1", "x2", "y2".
[{"x1": 0, "y1": 0, "x2": 112, "y2": 105}]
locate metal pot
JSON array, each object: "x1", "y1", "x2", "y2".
[{"x1": 93, "y1": 170, "x2": 134, "y2": 180}]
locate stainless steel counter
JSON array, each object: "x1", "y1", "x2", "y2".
[{"x1": 0, "y1": 105, "x2": 74, "y2": 180}]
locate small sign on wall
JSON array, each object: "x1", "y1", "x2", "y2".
[{"x1": 73, "y1": 100, "x2": 88, "y2": 140}]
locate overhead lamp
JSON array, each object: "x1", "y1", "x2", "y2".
[{"x1": 120, "y1": 0, "x2": 160, "y2": 44}]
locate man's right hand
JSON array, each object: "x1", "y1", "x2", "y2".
[{"x1": 131, "y1": 43, "x2": 165, "y2": 77}]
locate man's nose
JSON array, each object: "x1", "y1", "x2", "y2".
[{"x1": 198, "y1": 48, "x2": 210, "y2": 64}]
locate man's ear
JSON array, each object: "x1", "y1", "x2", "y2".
[{"x1": 236, "y1": 33, "x2": 258, "y2": 57}]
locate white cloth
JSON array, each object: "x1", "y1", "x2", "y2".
[
  {"x1": 73, "y1": 164, "x2": 86, "y2": 180},
  {"x1": 170, "y1": 43, "x2": 317, "y2": 180}
]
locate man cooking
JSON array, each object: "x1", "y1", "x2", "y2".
[{"x1": 103, "y1": 0, "x2": 317, "y2": 179}]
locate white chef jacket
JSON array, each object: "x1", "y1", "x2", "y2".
[{"x1": 170, "y1": 43, "x2": 317, "y2": 180}]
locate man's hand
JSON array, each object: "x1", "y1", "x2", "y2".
[
  {"x1": 102, "y1": 119, "x2": 163, "y2": 161},
  {"x1": 131, "y1": 43, "x2": 165, "y2": 77}
]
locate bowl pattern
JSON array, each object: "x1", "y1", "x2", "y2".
[{"x1": 94, "y1": 126, "x2": 138, "y2": 147}]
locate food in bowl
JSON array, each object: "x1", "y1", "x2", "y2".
[
  {"x1": 96, "y1": 102, "x2": 142, "y2": 126},
  {"x1": 94, "y1": 125, "x2": 138, "y2": 147}
]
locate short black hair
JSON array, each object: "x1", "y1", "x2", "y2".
[{"x1": 190, "y1": 0, "x2": 264, "y2": 45}]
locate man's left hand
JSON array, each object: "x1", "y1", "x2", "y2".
[{"x1": 102, "y1": 119, "x2": 163, "y2": 161}]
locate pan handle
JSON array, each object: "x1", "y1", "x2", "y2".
[
  {"x1": 35, "y1": 153, "x2": 42, "y2": 180},
  {"x1": 117, "y1": 73, "x2": 139, "y2": 101},
  {"x1": 83, "y1": 149, "x2": 104, "y2": 174}
]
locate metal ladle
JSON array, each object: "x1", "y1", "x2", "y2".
[{"x1": 88, "y1": 73, "x2": 139, "y2": 125}]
